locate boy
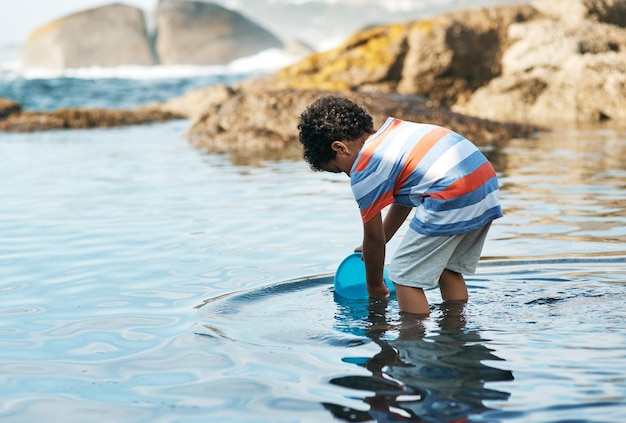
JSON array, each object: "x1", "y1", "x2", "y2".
[{"x1": 298, "y1": 96, "x2": 502, "y2": 315}]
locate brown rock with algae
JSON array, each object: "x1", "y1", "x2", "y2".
[
  {"x1": 270, "y1": 0, "x2": 626, "y2": 126},
  {"x1": 0, "y1": 105, "x2": 184, "y2": 132},
  {"x1": 186, "y1": 87, "x2": 538, "y2": 164}
]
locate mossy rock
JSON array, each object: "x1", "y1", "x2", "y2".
[{"x1": 273, "y1": 23, "x2": 409, "y2": 92}]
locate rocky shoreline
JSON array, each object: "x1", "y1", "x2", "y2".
[
  {"x1": 269, "y1": 0, "x2": 626, "y2": 126},
  {"x1": 3, "y1": 0, "x2": 626, "y2": 163},
  {"x1": 0, "y1": 98, "x2": 184, "y2": 132},
  {"x1": 184, "y1": 85, "x2": 538, "y2": 164}
]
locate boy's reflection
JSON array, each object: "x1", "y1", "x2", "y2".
[{"x1": 324, "y1": 299, "x2": 513, "y2": 422}]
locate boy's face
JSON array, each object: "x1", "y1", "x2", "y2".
[
  {"x1": 320, "y1": 139, "x2": 363, "y2": 176},
  {"x1": 320, "y1": 155, "x2": 352, "y2": 176}
]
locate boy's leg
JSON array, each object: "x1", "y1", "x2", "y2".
[
  {"x1": 440, "y1": 222, "x2": 491, "y2": 302},
  {"x1": 394, "y1": 284, "x2": 430, "y2": 315},
  {"x1": 438, "y1": 269, "x2": 468, "y2": 302}
]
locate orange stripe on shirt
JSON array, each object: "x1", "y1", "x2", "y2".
[
  {"x1": 429, "y1": 161, "x2": 497, "y2": 200},
  {"x1": 395, "y1": 126, "x2": 451, "y2": 192},
  {"x1": 361, "y1": 189, "x2": 395, "y2": 223},
  {"x1": 354, "y1": 118, "x2": 403, "y2": 173}
]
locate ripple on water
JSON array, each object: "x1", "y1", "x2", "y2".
[{"x1": 194, "y1": 257, "x2": 626, "y2": 422}]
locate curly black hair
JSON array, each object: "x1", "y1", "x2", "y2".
[{"x1": 298, "y1": 96, "x2": 374, "y2": 171}]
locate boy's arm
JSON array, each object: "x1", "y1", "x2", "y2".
[
  {"x1": 362, "y1": 212, "x2": 389, "y2": 299},
  {"x1": 355, "y1": 204, "x2": 412, "y2": 251},
  {"x1": 383, "y1": 204, "x2": 412, "y2": 242}
]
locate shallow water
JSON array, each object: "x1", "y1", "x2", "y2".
[
  {"x1": 0, "y1": 121, "x2": 625, "y2": 422},
  {"x1": 196, "y1": 257, "x2": 626, "y2": 422}
]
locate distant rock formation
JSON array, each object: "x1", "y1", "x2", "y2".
[
  {"x1": 283, "y1": 39, "x2": 316, "y2": 57},
  {"x1": 20, "y1": 4, "x2": 155, "y2": 70},
  {"x1": 19, "y1": 1, "x2": 284, "y2": 69},
  {"x1": 155, "y1": 0, "x2": 284, "y2": 65},
  {"x1": 271, "y1": 0, "x2": 626, "y2": 126}
]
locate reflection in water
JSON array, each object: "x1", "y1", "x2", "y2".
[
  {"x1": 325, "y1": 300, "x2": 513, "y2": 422},
  {"x1": 483, "y1": 127, "x2": 626, "y2": 258},
  {"x1": 487, "y1": 129, "x2": 626, "y2": 255},
  {"x1": 1, "y1": 120, "x2": 624, "y2": 421}
]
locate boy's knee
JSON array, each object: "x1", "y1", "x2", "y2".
[
  {"x1": 439, "y1": 270, "x2": 468, "y2": 302},
  {"x1": 395, "y1": 284, "x2": 430, "y2": 315}
]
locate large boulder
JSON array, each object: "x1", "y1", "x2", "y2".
[
  {"x1": 20, "y1": 4, "x2": 155, "y2": 70},
  {"x1": 272, "y1": 4, "x2": 539, "y2": 106},
  {"x1": 397, "y1": 4, "x2": 540, "y2": 106},
  {"x1": 155, "y1": 0, "x2": 284, "y2": 65},
  {"x1": 271, "y1": 0, "x2": 626, "y2": 126},
  {"x1": 455, "y1": 15, "x2": 626, "y2": 124},
  {"x1": 186, "y1": 85, "x2": 538, "y2": 164},
  {"x1": 533, "y1": 0, "x2": 626, "y2": 27}
]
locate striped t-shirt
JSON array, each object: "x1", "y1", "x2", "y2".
[{"x1": 350, "y1": 117, "x2": 503, "y2": 236}]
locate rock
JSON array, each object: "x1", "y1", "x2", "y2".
[
  {"x1": 271, "y1": 0, "x2": 626, "y2": 126},
  {"x1": 156, "y1": 84, "x2": 234, "y2": 120},
  {"x1": 187, "y1": 87, "x2": 539, "y2": 164},
  {"x1": 0, "y1": 97, "x2": 21, "y2": 119},
  {"x1": 155, "y1": 0, "x2": 284, "y2": 65},
  {"x1": 455, "y1": 18, "x2": 626, "y2": 124},
  {"x1": 533, "y1": 0, "x2": 626, "y2": 27},
  {"x1": 397, "y1": 4, "x2": 540, "y2": 106},
  {"x1": 272, "y1": 22, "x2": 410, "y2": 93},
  {"x1": 20, "y1": 4, "x2": 155, "y2": 70},
  {"x1": 272, "y1": 4, "x2": 539, "y2": 106},
  {"x1": 0, "y1": 106, "x2": 183, "y2": 132}
]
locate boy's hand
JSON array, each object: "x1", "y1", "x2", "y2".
[
  {"x1": 354, "y1": 245, "x2": 363, "y2": 253},
  {"x1": 367, "y1": 281, "x2": 390, "y2": 300}
]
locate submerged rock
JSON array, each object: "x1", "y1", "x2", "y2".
[
  {"x1": 20, "y1": 4, "x2": 155, "y2": 70},
  {"x1": 154, "y1": 0, "x2": 284, "y2": 65}
]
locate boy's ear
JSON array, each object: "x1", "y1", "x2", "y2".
[{"x1": 330, "y1": 140, "x2": 348, "y2": 154}]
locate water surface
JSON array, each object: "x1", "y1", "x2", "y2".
[{"x1": 0, "y1": 121, "x2": 624, "y2": 422}]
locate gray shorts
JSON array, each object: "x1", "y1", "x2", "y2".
[{"x1": 388, "y1": 223, "x2": 492, "y2": 290}]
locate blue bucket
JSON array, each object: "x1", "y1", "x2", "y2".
[{"x1": 334, "y1": 252, "x2": 395, "y2": 299}]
